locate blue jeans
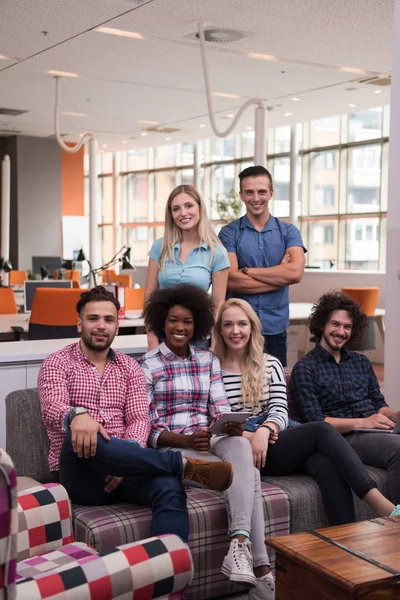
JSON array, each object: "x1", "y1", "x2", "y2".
[
  {"x1": 244, "y1": 415, "x2": 301, "y2": 432},
  {"x1": 263, "y1": 331, "x2": 287, "y2": 366},
  {"x1": 59, "y1": 432, "x2": 189, "y2": 542}
]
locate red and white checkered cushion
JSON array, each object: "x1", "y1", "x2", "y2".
[
  {"x1": 17, "y1": 483, "x2": 73, "y2": 561},
  {"x1": 15, "y1": 535, "x2": 193, "y2": 600}
]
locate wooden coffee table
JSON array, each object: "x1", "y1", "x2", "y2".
[{"x1": 267, "y1": 517, "x2": 400, "y2": 599}]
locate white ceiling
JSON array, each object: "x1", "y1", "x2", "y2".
[{"x1": 0, "y1": 0, "x2": 394, "y2": 151}]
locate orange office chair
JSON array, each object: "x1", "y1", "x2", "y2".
[
  {"x1": 125, "y1": 287, "x2": 145, "y2": 310},
  {"x1": 28, "y1": 288, "x2": 83, "y2": 340},
  {"x1": 114, "y1": 274, "x2": 132, "y2": 288},
  {"x1": 101, "y1": 269, "x2": 118, "y2": 284},
  {"x1": 341, "y1": 287, "x2": 379, "y2": 350},
  {"x1": 0, "y1": 287, "x2": 18, "y2": 314},
  {"x1": 9, "y1": 270, "x2": 28, "y2": 286},
  {"x1": 53, "y1": 269, "x2": 80, "y2": 285}
]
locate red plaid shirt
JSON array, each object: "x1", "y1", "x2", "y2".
[{"x1": 38, "y1": 342, "x2": 149, "y2": 471}]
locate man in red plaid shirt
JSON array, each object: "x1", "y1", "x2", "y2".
[{"x1": 38, "y1": 286, "x2": 233, "y2": 542}]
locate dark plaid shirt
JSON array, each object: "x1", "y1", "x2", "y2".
[{"x1": 290, "y1": 343, "x2": 387, "y2": 422}]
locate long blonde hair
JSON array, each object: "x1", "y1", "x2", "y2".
[
  {"x1": 158, "y1": 185, "x2": 222, "y2": 269},
  {"x1": 214, "y1": 298, "x2": 265, "y2": 408}
]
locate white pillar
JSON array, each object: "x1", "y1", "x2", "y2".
[
  {"x1": 88, "y1": 138, "x2": 98, "y2": 286},
  {"x1": 112, "y1": 152, "x2": 120, "y2": 257},
  {"x1": 1, "y1": 155, "x2": 10, "y2": 286},
  {"x1": 254, "y1": 106, "x2": 267, "y2": 166},
  {"x1": 289, "y1": 125, "x2": 299, "y2": 227},
  {"x1": 384, "y1": 0, "x2": 400, "y2": 406}
]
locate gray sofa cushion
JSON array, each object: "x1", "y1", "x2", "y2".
[
  {"x1": 5, "y1": 388, "x2": 55, "y2": 483},
  {"x1": 263, "y1": 465, "x2": 389, "y2": 533}
]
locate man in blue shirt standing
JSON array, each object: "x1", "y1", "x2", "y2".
[
  {"x1": 290, "y1": 291, "x2": 400, "y2": 503},
  {"x1": 218, "y1": 165, "x2": 306, "y2": 366}
]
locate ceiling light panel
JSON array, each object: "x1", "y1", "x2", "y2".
[{"x1": 96, "y1": 26, "x2": 144, "y2": 39}]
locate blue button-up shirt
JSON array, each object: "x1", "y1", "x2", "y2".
[
  {"x1": 148, "y1": 238, "x2": 229, "y2": 292},
  {"x1": 289, "y1": 343, "x2": 387, "y2": 422},
  {"x1": 218, "y1": 215, "x2": 306, "y2": 335}
]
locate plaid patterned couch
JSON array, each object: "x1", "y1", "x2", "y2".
[
  {"x1": 6, "y1": 386, "x2": 389, "y2": 599},
  {"x1": 0, "y1": 448, "x2": 193, "y2": 600}
]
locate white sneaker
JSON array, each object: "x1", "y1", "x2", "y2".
[
  {"x1": 248, "y1": 572, "x2": 275, "y2": 600},
  {"x1": 221, "y1": 538, "x2": 257, "y2": 587}
]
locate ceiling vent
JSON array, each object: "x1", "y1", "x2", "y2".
[
  {"x1": 0, "y1": 129, "x2": 22, "y2": 135},
  {"x1": 185, "y1": 27, "x2": 245, "y2": 44},
  {"x1": 47, "y1": 132, "x2": 68, "y2": 138},
  {"x1": 147, "y1": 127, "x2": 181, "y2": 134},
  {"x1": 0, "y1": 108, "x2": 28, "y2": 116},
  {"x1": 358, "y1": 75, "x2": 391, "y2": 87}
]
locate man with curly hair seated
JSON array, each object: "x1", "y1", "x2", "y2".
[{"x1": 290, "y1": 291, "x2": 400, "y2": 504}]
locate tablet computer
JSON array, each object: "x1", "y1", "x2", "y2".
[{"x1": 209, "y1": 412, "x2": 253, "y2": 435}]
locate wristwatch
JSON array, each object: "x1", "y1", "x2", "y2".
[
  {"x1": 241, "y1": 267, "x2": 249, "y2": 275},
  {"x1": 69, "y1": 407, "x2": 88, "y2": 425},
  {"x1": 260, "y1": 424, "x2": 275, "y2": 435}
]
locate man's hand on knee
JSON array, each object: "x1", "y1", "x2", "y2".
[
  {"x1": 71, "y1": 413, "x2": 110, "y2": 458},
  {"x1": 104, "y1": 475, "x2": 124, "y2": 493}
]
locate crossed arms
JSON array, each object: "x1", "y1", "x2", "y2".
[{"x1": 226, "y1": 246, "x2": 305, "y2": 294}]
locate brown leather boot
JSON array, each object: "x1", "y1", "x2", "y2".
[{"x1": 184, "y1": 458, "x2": 233, "y2": 491}]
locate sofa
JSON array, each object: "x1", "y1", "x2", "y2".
[
  {"x1": 0, "y1": 447, "x2": 193, "y2": 600},
  {"x1": 5, "y1": 387, "x2": 389, "y2": 600}
]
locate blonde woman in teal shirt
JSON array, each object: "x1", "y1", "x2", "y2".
[{"x1": 145, "y1": 185, "x2": 229, "y2": 349}]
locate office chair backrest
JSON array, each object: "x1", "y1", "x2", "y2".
[
  {"x1": 53, "y1": 269, "x2": 80, "y2": 283},
  {"x1": 125, "y1": 287, "x2": 145, "y2": 310},
  {"x1": 29, "y1": 288, "x2": 83, "y2": 340},
  {"x1": 114, "y1": 274, "x2": 132, "y2": 288},
  {"x1": 341, "y1": 287, "x2": 379, "y2": 317},
  {"x1": 0, "y1": 287, "x2": 18, "y2": 314},
  {"x1": 9, "y1": 270, "x2": 28, "y2": 286},
  {"x1": 101, "y1": 269, "x2": 118, "y2": 284}
]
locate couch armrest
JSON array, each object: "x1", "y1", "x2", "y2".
[
  {"x1": 16, "y1": 534, "x2": 193, "y2": 600},
  {"x1": 17, "y1": 483, "x2": 73, "y2": 561}
]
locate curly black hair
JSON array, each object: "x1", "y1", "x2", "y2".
[
  {"x1": 309, "y1": 291, "x2": 367, "y2": 345},
  {"x1": 76, "y1": 286, "x2": 120, "y2": 316},
  {"x1": 143, "y1": 284, "x2": 215, "y2": 340}
]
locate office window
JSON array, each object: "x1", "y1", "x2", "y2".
[
  {"x1": 349, "y1": 108, "x2": 383, "y2": 143},
  {"x1": 306, "y1": 220, "x2": 337, "y2": 268},
  {"x1": 154, "y1": 170, "x2": 176, "y2": 220},
  {"x1": 309, "y1": 151, "x2": 339, "y2": 215},
  {"x1": 121, "y1": 173, "x2": 149, "y2": 224},
  {"x1": 345, "y1": 218, "x2": 380, "y2": 270},
  {"x1": 274, "y1": 126, "x2": 291, "y2": 153},
  {"x1": 241, "y1": 130, "x2": 255, "y2": 157},
  {"x1": 126, "y1": 148, "x2": 149, "y2": 171},
  {"x1": 211, "y1": 136, "x2": 235, "y2": 161},
  {"x1": 155, "y1": 144, "x2": 176, "y2": 168},
  {"x1": 269, "y1": 157, "x2": 290, "y2": 218},
  {"x1": 347, "y1": 145, "x2": 381, "y2": 213},
  {"x1": 177, "y1": 143, "x2": 194, "y2": 166},
  {"x1": 310, "y1": 116, "x2": 340, "y2": 148}
]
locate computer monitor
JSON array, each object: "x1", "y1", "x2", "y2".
[
  {"x1": 31, "y1": 256, "x2": 63, "y2": 276},
  {"x1": 24, "y1": 280, "x2": 73, "y2": 312}
]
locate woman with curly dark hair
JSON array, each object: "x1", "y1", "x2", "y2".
[{"x1": 140, "y1": 284, "x2": 276, "y2": 599}]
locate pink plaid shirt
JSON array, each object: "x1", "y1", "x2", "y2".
[{"x1": 38, "y1": 342, "x2": 149, "y2": 471}]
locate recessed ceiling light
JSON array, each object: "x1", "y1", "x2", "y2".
[
  {"x1": 246, "y1": 126, "x2": 253, "y2": 130},
  {"x1": 348, "y1": 104, "x2": 357, "y2": 108},
  {"x1": 340, "y1": 66, "x2": 366, "y2": 74},
  {"x1": 248, "y1": 52, "x2": 277, "y2": 61},
  {"x1": 122, "y1": 140, "x2": 128, "y2": 144},
  {"x1": 101, "y1": 144, "x2": 107, "y2": 148},
  {"x1": 284, "y1": 112, "x2": 293, "y2": 117},
  {"x1": 226, "y1": 113, "x2": 234, "y2": 118},
  {"x1": 137, "y1": 119, "x2": 159, "y2": 125},
  {"x1": 374, "y1": 89, "x2": 382, "y2": 94},
  {"x1": 48, "y1": 70, "x2": 78, "y2": 78},
  {"x1": 141, "y1": 132, "x2": 147, "y2": 136},
  {"x1": 0, "y1": 54, "x2": 11, "y2": 60},
  {"x1": 95, "y1": 26, "x2": 144, "y2": 39},
  {"x1": 292, "y1": 97, "x2": 300, "y2": 102},
  {"x1": 165, "y1": 137, "x2": 171, "y2": 141},
  {"x1": 212, "y1": 92, "x2": 241, "y2": 99},
  {"x1": 78, "y1": 133, "x2": 84, "y2": 137},
  {"x1": 199, "y1": 124, "x2": 206, "y2": 128},
  {"x1": 63, "y1": 111, "x2": 88, "y2": 117}
]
